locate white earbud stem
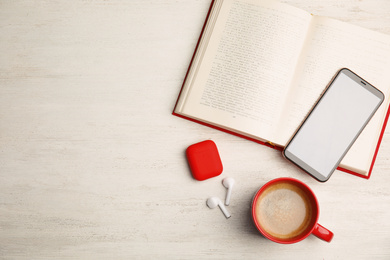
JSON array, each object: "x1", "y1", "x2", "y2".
[
  {"x1": 222, "y1": 177, "x2": 235, "y2": 206},
  {"x1": 206, "y1": 197, "x2": 231, "y2": 218}
]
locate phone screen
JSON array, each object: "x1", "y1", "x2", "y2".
[{"x1": 283, "y1": 69, "x2": 384, "y2": 182}]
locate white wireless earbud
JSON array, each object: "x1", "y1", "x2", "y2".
[
  {"x1": 206, "y1": 197, "x2": 231, "y2": 218},
  {"x1": 222, "y1": 177, "x2": 235, "y2": 206}
]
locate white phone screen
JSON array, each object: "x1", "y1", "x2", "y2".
[{"x1": 284, "y1": 69, "x2": 384, "y2": 181}]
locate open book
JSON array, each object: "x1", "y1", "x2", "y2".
[{"x1": 173, "y1": 0, "x2": 390, "y2": 178}]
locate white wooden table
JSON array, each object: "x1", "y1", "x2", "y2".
[{"x1": 1, "y1": 1, "x2": 389, "y2": 259}]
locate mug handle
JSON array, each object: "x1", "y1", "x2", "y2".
[{"x1": 312, "y1": 223, "x2": 334, "y2": 242}]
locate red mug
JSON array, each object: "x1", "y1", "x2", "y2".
[{"x1": 251, "y1": 177, "x2": 333, "y2": 244}]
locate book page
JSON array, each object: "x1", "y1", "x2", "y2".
[
  {"x1": 277, "y1": 17, "x2": 390, "y2": 174},
  {"x1": 177, "y1": 0, "x2": 311, "y2": 141}
]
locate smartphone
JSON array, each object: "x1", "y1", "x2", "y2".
[{"x1": 283, "y1": 68, "x2": 384, "y2": 182}]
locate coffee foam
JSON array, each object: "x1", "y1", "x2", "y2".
[{"x1": 254, "y1": 182, "x2": 313, "y2": 240}]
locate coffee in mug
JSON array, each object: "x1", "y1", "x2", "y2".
[{"x1": 252, "y1": 177, "x2": 333, "y2": 244}]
